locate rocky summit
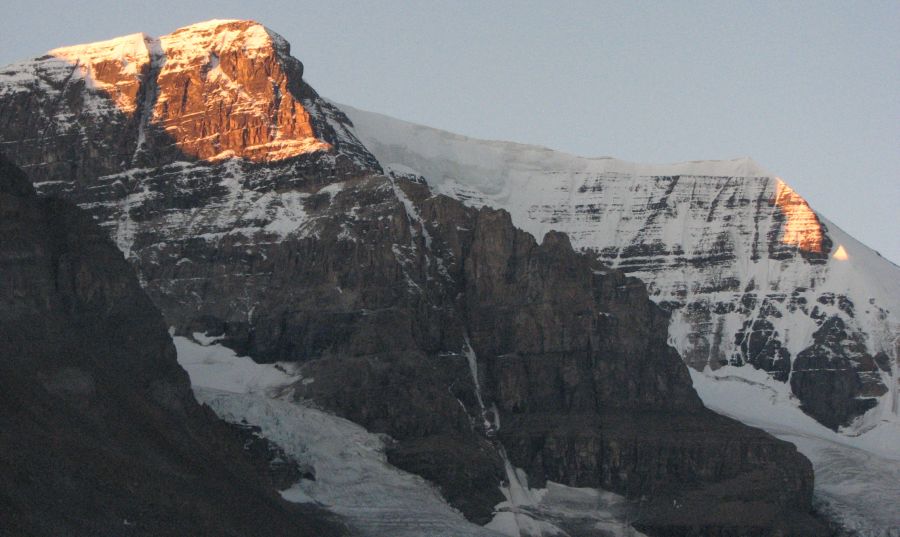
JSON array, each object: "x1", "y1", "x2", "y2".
[{"x1": 0, "y1": 17, "x2": 896, "y2": 537}]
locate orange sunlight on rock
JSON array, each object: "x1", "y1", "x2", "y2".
[
  {"x1": 773, "y1": 178, "x2": 825, "y2": 254},
  {"x1": 50, "y1": 20, "x2": 330, "y2": 163},
  {"x1": 50, "y1": 33, "x2": 151, "y2": 116}
]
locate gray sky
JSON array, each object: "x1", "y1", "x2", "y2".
[{"x1": 3, "y1": 0, "x2": 898, "y2": 263}]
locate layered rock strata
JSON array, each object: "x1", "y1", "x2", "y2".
[{"x1": 342, "y1": 104, "x2": 900, "y2": 432}]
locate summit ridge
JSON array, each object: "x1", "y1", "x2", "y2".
[{"x1": 0, "y1": 19, "x2": 371, "y2": 172}]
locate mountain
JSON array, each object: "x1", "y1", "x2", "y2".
[
  {"x1": 340, "y1": 105, "x2": 900, "y2": 434},
  {"x1": 338, "y1": 106, "x2": 900, "y2": 535},
  {"x1": 0, "y1": 18, "x2": 890, "y2": 535},
  {"x1": 0, "y1": 155, "x2": 349, "y2": 536}
]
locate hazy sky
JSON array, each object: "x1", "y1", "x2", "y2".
[{"x1": 3, "y1": 1, "x2": 898, "y2": 263}]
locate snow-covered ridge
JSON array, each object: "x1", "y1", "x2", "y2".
[
  {"x1": 337, "y1": 102, "x2": 772, "y2": 183},
  {"x1": 339, "y1": 102, "x2": 900, "y2": 436},
  {"x1": 157, "y1": 19, "x2": 285, "y2": 68}
]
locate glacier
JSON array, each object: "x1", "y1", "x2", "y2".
[{"x1": 175, "y1": 334, "x2": 651, "y2": 537}]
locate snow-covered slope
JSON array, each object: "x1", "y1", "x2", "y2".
[{"x1": 341, "y1": 103, "x2": 900, "y2": 438}]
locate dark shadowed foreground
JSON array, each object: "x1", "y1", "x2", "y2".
[{"x1": 0, "y1": 155, "x2": 349, "y2": 537}]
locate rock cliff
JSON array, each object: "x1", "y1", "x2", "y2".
[
  {"x1": 0, "y1": 155, "x2": 348, "y2": 536},
  {"x1": 0, "y1": 19, "x2": 377, "y2": 184}
]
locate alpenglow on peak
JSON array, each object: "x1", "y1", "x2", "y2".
[{"x1": 18, "y1": 19, "x2": 330, "y2": 163}]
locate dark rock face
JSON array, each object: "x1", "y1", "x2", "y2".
[
  {"x1": 0, "y1": 155, "x2": 348, "y2": 537},
  {"x1": 0, "y1": 21, "x2": 831, "y2": 535},
  {"x1": 791, "y1": 316, "x2": 884, "y2": 429},
  {"x1": 171, "y1": 171, "x2": 822, "y2": 534}
]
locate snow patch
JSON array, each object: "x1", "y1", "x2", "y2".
[{"x1": 174, "y1": 333, "x2": 298, "y2": 394}]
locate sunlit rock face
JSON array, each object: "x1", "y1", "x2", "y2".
[
  {"x1": 50, "y1": 32, "x2": 153, "y2": 115},
  {"x1": 772, "y1": 178, "x2": 826, "y2": 255},
  {"x1": 0, "y1": 19, "x2": 370, "y2": 183},
  {"x1": 342, "y1": 104, "x2": 900, "y2": 432},
  {"x1": 773, "y1": 177, "x2": 828, "y2": 254},
  {"x1": 153, "y1": 20, "x2": 330, "y2": 162}
]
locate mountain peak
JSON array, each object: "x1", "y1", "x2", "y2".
[
  {"x1": 161, "y1": 19, "x2": 289, "y2": 62},
  {"x1": 149, "y1": 19, "x2": 329, "y2": 162},
  {"x1": 6, "y1": 20, "x2": 338, "y2": 164}
]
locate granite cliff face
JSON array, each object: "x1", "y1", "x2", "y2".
[
  {"x1": 0, "y1": 20, "x2": 833, "y2": 536},
  {"x1": 0, "y1": 155, "x2": 347, "y2": 536},
  {"x1": 342, "y1": 105, "x2": 900, "y2": 434}
]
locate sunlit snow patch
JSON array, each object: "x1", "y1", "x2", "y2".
[{"x1": 833, "y1": 244, "x2": 849, "y2": 261}]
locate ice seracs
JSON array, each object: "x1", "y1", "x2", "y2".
[{"x1": 175, "y1": 334, "x2": 507, "y2": 537}]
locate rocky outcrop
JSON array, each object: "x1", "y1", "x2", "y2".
[
  {"x1": 149, "y1": 20, "x2": 330, "y2": 162},
  {"x1": 413, "y1": 184, "x2": 822, "y2": 535},
  {"x1": 0, "y1": 22, "x2": 832, "y2": 535},
  {"x1": 0, "y1": 155, "x2": 348, "y2": 536},
  {"x1": 791, "y1": 316, "x2": 886, "y2": 429}
]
